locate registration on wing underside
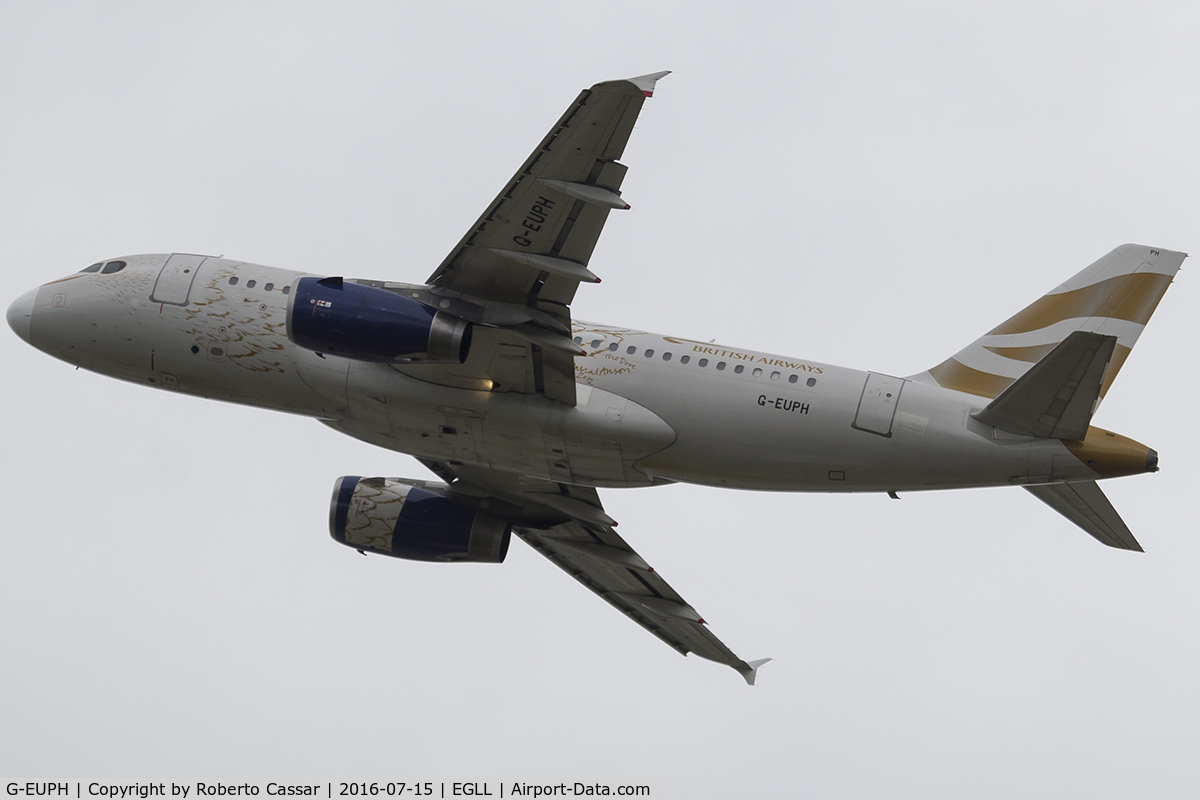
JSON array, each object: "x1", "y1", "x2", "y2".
[
  {"x1": 427, "y1": 77, "x2": 654, "y2": 309},
  {"x1": 417, "y1": 76, "x2": 666, "y2": 406}
]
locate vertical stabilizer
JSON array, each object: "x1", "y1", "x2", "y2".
[{"x1": 910, "y1": 244, "x2": 1185, "y2": 400}]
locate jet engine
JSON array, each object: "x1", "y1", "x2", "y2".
[
  {"x1": 288, "y1": 277, "x2": 472, "y2": 363},
  {"x1": 329, "y1": 476, "x2": 511, "y2": 563}
]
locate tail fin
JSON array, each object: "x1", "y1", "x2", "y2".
[{"x1": 910, "y1": 244, "x2": 1186, "y2": 400}]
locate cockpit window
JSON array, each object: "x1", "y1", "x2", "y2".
[
  {"x1": 100, "y1": 260, "x2": 126, "y2": 274},
  {"x1": 80, "y1": 263, "x2": 103, "y2": 273}
]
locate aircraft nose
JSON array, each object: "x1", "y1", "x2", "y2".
[{"x1": 7, "y1": 287, "x2": 37, "y2": 345}]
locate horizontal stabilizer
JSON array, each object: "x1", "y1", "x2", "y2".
[
  {"x1": 973, "y1": 331, "x2": 1116, "y2": 439},
  {"x1": 1025, "y1": 481, "x2": 1143, "y2": 551}
]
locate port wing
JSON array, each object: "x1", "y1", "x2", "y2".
[
  {"x1": 428, "y1": 460, "x2": 768, "y2": 683},
  {"x1": 418, "y1": 72, "x2": 669, "y2": 405}
]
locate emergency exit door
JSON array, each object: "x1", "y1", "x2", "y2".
[
  {"x1": 853, "y1": 372, "x2": 905, "y2": 437},
  {"x1": 151, "y1": 253, "x2": 207, "y2": 306}
]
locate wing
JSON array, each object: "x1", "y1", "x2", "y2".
[
  {"x1": 411, "y1": 72, "x2": 670, "y2": 405},
  {"x1": 516, "y1": 523, "x2": 770, "y2": 684},
  {"x1": 426, "y1": 460, "x2": 770, "y2": 684}
]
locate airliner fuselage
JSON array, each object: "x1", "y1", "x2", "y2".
[{"x1": 9, "y1": 253, "x2": 1149, "y2": 495}]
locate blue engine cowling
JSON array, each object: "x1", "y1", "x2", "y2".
[
  {"x1": 288, "y1": 276, "x2": 472, "y2": 363},
  {"x1": 330, "y1": 476, "x2": 511, "y2": 563}
]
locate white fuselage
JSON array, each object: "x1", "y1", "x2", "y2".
[{"x1": 15, "y1": 254, "x2": 1100, "y2": 493}]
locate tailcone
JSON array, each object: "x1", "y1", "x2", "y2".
[{"x1": 1064, "y1": 427, "x2": 1158, "y2": 479}]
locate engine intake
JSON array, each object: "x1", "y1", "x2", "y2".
[
  {"x1": 330, "y1": 476, "x2": 511, "y2": 563},
  {"x1": 288, "y1": 277, "x2": 472, "y2": 363}
]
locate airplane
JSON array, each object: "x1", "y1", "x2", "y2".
[{"x1": 6, "y1": 71, "x2": 1185, "y2": 684}]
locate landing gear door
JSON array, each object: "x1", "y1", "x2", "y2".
[
  {"x1": 151, "y1": 253, "x2": 207, "y2": 306},
  {"x1": 853, "y1": 372, "x2": 905, "y2": 437}
]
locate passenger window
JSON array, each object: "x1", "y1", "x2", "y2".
[
  {"x1": 80, "y1": 263, "x2": 102, "y2": 273},
  {"x1": 591, "y1": 339, "x2": 602, "y2": 348},
  {"x1": 698, "y1": 358, "x2": 708, "y2": 368},
  {"x1": 788, "y1": 374, "x2": 798, "y2": 384},
  {"x1": 716, "y1": 362, "x2": 726, "y2": 371},
  {"x1": 734, "y1": 364, "x2": 744, "y2": 374},
  {"x1": 608, "y1": 343, "x2": 618, "y2": 352},
  {"x1": 770, "y1": 371, "x2": 780, "y2": 381},
  {"x1": 282, "y1": 285, "x2": 290, "y2": 295},
  {"x1": 247, "y1": 280, "x2": 256, "y2": 288},
  {"x1": 264, "y1": 283, "x2": 274, "y2": 292},
  {"x1": 663, "y1": 352, "x2": 672, "y2": 361},
  {"x1": 229, "y1": 277, "x2": 239, "y2": 286},
  {"x1": 752, "y1": 368, "x2": 763, "y2": 377},
  {"x1": 807, "y1": 377, "x2": 817, "y2": 387},
  {"x1": 644, "y1": 349, "x2": 655, "y2": 358},
  {"x1": 679, "y1": 355, "x2": 690, "y2": 364},
  {"x1": 627, "y1": 346, "x2": 636, "y2": 355},
  {"x1": 101, "y1": 261, "x2": 126, "y2": 274},
  {"x1": 574, "y1": 337, "x2": 583, "y2": 345}
]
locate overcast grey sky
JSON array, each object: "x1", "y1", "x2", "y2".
[{"x1": 3, "y1": 2, "x2": 1199, "y2": 797}]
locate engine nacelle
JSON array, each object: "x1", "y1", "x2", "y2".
[
  {"x1": 288, "y1": 277, "x2": 472, "y2": 363},
  {"x1": 329, "y1": 476, "x2": 511, "y2": 563}
]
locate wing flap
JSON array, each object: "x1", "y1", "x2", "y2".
[
  {"x1": 1025, "y1": 481, "x2": 1144, "y2": 551},
  {"x1": 973, "y1": 331, "x2": 1116, "y2": 439}
]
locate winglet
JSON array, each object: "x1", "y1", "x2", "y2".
[
  {"x1": 627, "y1": 71, "x2": 671, "y2": 97},
  {"x1": 739, "y1": 658, "x2": 772, "y2": 686}
]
